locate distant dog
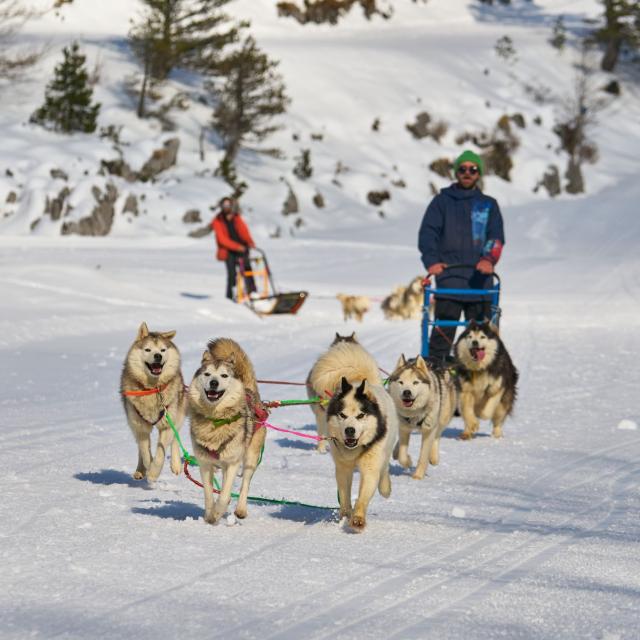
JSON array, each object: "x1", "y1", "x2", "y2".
[
  {"x1": 388, "y1": 355, "x2": 456, "y2": 479},
  {"x1": 454, "y1": 321, "x2": 518, "y2": 439},
  {"x1": 120, "y1": 322, "x2": 186, "y2": 481},
  {"x1": 401, "y1": 276, "x2": 425, "y2": 320},
  {"x1": 306, "y1": 334, "x2": 376, "y2": 453},
  {"x1": 381, "y1": 276, "x2": 429, "y2": 320},
  {"x1": 327, "y1": 376, "x2": 399, "y2": 532},
  {"x1": 188, "y1": 338, "x2": 266, "y2": 524},
  {"x1": 337, "y1": 294, "x2": 370, "y2": 322},
  {"x1": 381, "y1": 285, "x2": 406, "y2": 320}
]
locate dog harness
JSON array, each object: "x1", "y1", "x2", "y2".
[{"x1": 122, "y1": 383, "x2": 168, "y2": 397}]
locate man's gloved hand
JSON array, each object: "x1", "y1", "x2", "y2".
[
  {"x1": 475, "y1": 258, "x2": 494, "y2": 274},
  {"x1": 428, "y1": 262, "x2": 447, "y2": 276}
]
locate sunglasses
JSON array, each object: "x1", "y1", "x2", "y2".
[{"x1": 457, "y1": 165, "x2": 479, "y2": 176}]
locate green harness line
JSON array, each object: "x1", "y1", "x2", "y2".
[{"x1": 163, "y1": 410, "x2": 336, "y2": 512}]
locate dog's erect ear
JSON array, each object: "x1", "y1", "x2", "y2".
[
  {"x1": 395, "y1": 353, "x2": 407, "y2": 370},
  {"x1": 415, "y1": 356, "x2": 429, "y2": 374},
  {"x1": 160, "y1": 330, "x2": 176, "y2": 341},
  {"x1": 467, "y1": 319, "x2": 478, "y2": 331},
  {"x1": 201, "y1": 350, "x2": 213, "y2": 364},
  {"x1": 356, "y1": 379, "x2": 367, "y2": 397},
  {"x1": 486, "y1": 320, "x2": 499, "y2": 335},
  {"x1": 136, "y1": 322, "x2": 149, "y2": 341},
  {"x1": 350, "y1": 331, "x2": 356, "y2": 340},
  {"x1": 340, "y1": 377, "x2": 352, "y2": 395}
]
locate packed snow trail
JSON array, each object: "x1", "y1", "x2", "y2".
[{"x1": 1, "y1": 234, "x2": 639, "y2": 640}]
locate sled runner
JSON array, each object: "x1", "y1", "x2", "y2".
[
  {"x1": 236, "y1": 247, "x2": 308, "y2": 315},
  {"x1": 421, "y1": 263, "x2": 501, "y2": 357}
]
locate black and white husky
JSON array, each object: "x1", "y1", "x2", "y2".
[
  {"x1": 388, "y1": 355, "x2": 456, "y2": 479},
  {"x1": 454, "y1": 321, "x2": 519, "y2": 439},
  {"x1": 326, "y1": 376, "x2": 398, "y2": 533}
]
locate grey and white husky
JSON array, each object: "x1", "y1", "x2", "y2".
[
  {"x1": 120, "y1": 322, "x2": 186, "y2": 481},
  {"x1": 188, "y1": 338, "x2": 266, "y2": 524},
  {"x1": 454, "y1": 320, "x2": 519, "y2": 440},
  {"x1": 388, "y1": 355, "x2": 456, "y2": 480}
]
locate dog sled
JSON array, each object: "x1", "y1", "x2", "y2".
[
  {"x1": 421, "y1": 263, "x2": 501, "y2": 357},
  {"x1": 236, "y1": 247, "x2": 308, "y2": 315}
]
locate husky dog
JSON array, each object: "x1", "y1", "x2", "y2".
[
  {"x1": 454, "y1": 320, "x2": 519, "y2": 440},
  {"x1": 188, "y1": 338, "x2": 266, "y2": 524},
  {"x1": 400, "y1": 276, "x2": 426, "y2": 320},
  {"x1": 388, "y1": 355, "x2": 456, "y2": 480},
  {"x1": 381, "y1": 285, "x2": 406, "y2": 320},
  {"x1": 327, "y1": 377, "x2": 399, "y2": 532},
  {"x1": 120, "y1": 322, "x2": 186, "y2": 481},
  {"x1": 336, "y1": 294, "x2": 371, "y2": 322},
  {"x1": 306, "y1": 335, "x2": 378, "y2": 453}
]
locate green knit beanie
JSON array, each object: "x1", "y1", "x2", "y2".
[{"x1": 454, "y1": 150, "x2": 484, "y2": 176}]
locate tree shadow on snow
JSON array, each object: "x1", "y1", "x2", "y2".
[
  {"x1": 132, "y1": 499, "x2": 202, "y2": 521},
  {"x1": 74, "y1": 469, "x2": 143, "y2": 488}
]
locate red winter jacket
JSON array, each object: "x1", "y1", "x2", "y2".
[{"x1": 211, "y1": 213, "x2": 255, "y2": 261}]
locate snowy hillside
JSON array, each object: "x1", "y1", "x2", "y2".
[{"x1": 1, "y1": 0, "x2": 638, "y2": 239}]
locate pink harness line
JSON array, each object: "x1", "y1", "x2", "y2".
[{"x1": 256, "y1": 420, "x2": 325, "y2": 442}]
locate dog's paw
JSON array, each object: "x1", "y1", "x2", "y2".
[
  {"x1": 132, "y1": 471, "x2": 145, "y2": 480},
  {"x1": 204, "y1": 512, "x2": 221, "y2": 525},
  {"x1": 234, "y1": 507, "x2": 247, "y2": 520},
  {"x1": 339, "y1": 508, "x2": 352, "y2": 521},
  {"x1": 170, "y1": 461, "x2": 181, "y2": 475},
  {"x1": 398, "y1": 455, "x2": 413, "y2": 469},
  {"x1": 316, "y1": 441, "x2": 328, "y2": 454},
  {"x1": 411, "y1": 470, "x2": 426, "y2": 480},
  {"x1": 348, "y1": 515, "x2": 366, "y2": 532},
  {"x1": 492, "y1": 427, "x2": 503, "y2": 439},
  {"x1": 459, "y1": 431, "x2": 474, "y2": 441}
]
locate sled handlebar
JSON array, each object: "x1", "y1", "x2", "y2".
[{"x1": 434, "y1": 263, "x2": 501, "y2": 287}]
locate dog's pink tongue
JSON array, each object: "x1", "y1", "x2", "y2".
[{"x1": 475, "y1": 349, "x2": 486, "y2": 361}]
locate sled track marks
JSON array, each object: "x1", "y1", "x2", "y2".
[
  {"x1": 45, "y1": 527, "x2": 315, "y2": 640},
  {"x1": 354, "y1": 460, "x2": 640, "y2": 640},
  {"x1": 388, "y1": 464, "x2": 640, "y2": 639},
  {"x1": 212, "y1": 436, "x2": 640, "y2": 640}
]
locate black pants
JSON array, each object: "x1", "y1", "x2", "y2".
[
  {"x1": 225, "y1": 252, "x2": 256, "y2": 300},
  {"x1": 429, "y1": 298, "x2": 491, "y2": 361}
]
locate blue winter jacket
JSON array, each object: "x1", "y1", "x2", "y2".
[{"x1": 418, "y1": 184, "x2": 504, "y2": 300}]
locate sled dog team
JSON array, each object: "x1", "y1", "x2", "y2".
[{"x1": 121, "y1": 321, "x2": 518, "y2": 532}]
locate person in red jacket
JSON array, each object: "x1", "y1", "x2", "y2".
[{"x1": 212, "y1": 197, "x2": 257, "y2": 300}]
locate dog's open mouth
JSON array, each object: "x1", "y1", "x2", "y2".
[
  {"x1": 205, "y1": 389, "x2": 225, "y2": 402},
  {"x1": 146, "y1": 362, "x2": 164, "y2": 376},
  {"x1": 470, "y1": 347, "x2": 486, "y2": 362},
  {"x1": 402, "y1": 397, "x2": 415, "y2": 408},
  {"x1": 343, "y1": 437, "x2": 359, "y2": 449}
]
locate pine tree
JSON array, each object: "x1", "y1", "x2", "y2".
[
  {"x1": 30, "y1": 42, "x2": 100, "y2": 134},
  {"x1": 212, "y1": 36, "x2": 290, "y2": 169},
  {"x1": 129, "y1": 0, "x2": 239, "y2": 82},
  {"x1": 550, "y1": 15, "x2": 567, "y2": 52},
  {"x1": 594, "y1": 0, "x2": 640, "y2": 71}
]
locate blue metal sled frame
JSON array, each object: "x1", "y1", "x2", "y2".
[{"x1": 421, "y1": 271, "x2": 501, "y2": 358}]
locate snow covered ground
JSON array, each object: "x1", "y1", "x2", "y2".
[
  {"x1": 1, "y1": 193, "x2": 639, "y2": 638},
  {"x1": 2, "y1": 0, "x2": 640, "y2": 638}
]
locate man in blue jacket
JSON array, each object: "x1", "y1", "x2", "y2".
[{"x1": 418, "y1": 150, "x2": 505, "y2": 361}]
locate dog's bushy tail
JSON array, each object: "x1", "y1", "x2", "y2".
[{"x1": 207, "y1": 338, "x2": 258, "y2": 395}]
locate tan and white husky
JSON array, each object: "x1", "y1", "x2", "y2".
[
  {"x1": 120, "y1": 322, "x2": 186, "y2": 481},
  {"x1": 188, "y1": 338, "x2": 266, "y2": 524},
  {"x1": 388, "y1": 355, "x2": 456, "y2": 480}
]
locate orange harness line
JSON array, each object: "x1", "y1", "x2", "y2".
[{"x1": 122, "y1": 383, "x2": 168, "y2": 398}]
